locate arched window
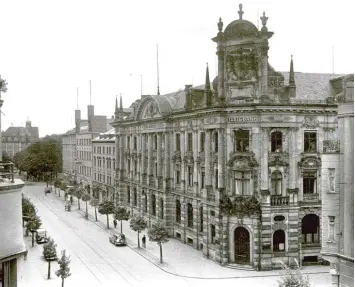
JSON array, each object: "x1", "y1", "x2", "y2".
[
  {"x1": 271, "y1": 171, "x2": 283, "y2": 195},
  {"x1": 271, "y1": 131, "x2": 282, "y2": 152},
  {"x1": 175, "y1": 200, "x2": 181, "y2": 223},
  {"x1": 273, "y1": 230, "x2": 286, "y2": 251},
  {"x1": 187, "y1": 203, "x2": 193, "y2": 228},
  {"x1": 144, "y1": 194, "x2": 148, "y2": 212},
  {"x1": 302, "y1": 214, "x2": 320, "y2": 244}
]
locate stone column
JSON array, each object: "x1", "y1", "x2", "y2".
[
  {"x1": 217, "y1": 129, "x2": 225, "y2": 189},
  {"x1": 205, "y1": 130, "x2": 212, "y2": 196},
  {"x1": 180, "y1": 131, "x2": 186, "y2": 191},
  {"x1": 141, "y1": 134, "x2": 146, "y2": 183},
  {"x1": 148, "y1": 134, "x2": 153, "y2": 176},
  {"x1": 193, "y1": 130, "x2": 198, "y2": 196},
  {"x1": 157, "y1": 133, "x2": 162, "y2": 187},
  {"x1": 261, "y1": 129, "x2": 269, "y2": 190},
  {"x1": 164, "y1": 132, "x2": 171, "y2": 190},
  {"x1": 289, "y1": 128, "x2": 298, "y2": 190},
  {"x1": 217, "y1": 49, "x2": 225, "y2": 100}
]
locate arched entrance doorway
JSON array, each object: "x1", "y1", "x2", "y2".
[{"x1": 234, "y1": 227, "x2": 250, "y2": 264}]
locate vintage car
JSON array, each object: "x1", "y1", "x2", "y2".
[
  {"x1": 36, "y1": 228, "x2": 49, "y2": 244},
  {"x1": 109, "y1": 233, "x2": 126, "y2": 246},
  {"x1": 45, "y1": 187, "x2": 51, "y2": 194}
]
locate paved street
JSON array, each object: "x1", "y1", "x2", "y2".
[{"x1": 19, "y1": 183, "x2": 333, "y2": 287}]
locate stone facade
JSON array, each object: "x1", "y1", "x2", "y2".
[
  {"x1": 1, "y1": 120, "x2": 39, "y2": 158},
  {"x1": 92, "y1": 128, "x2": 116, "y2": 202},
  {"x1": 111, "y1": 5, "x2": 350, "y2": 271},
  {"x1": 62, "y1": 128, "x2": 76, "y2": 180}
]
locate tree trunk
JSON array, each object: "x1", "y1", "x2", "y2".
[
  {"x1": 78, "y1": 198, "x2": 80, "y2": 210},
  {"x1": 85, "y1": 201, "x2": 88, "y2": 219},
  {"x1": 32, "y1": 232, "x2": 35, "y2": 247},
  {"x1": 120, "y1": 220, "x2": 123, "y2": 234},
  {"x1": 106, "y1": 214, "x2": 109, "y2": 229},
  {"x1": 59, "y1": 189, "x2": 61, "y2": 197},
  {"x1": 47, "y1": 260, "x2": 51, "y2": 279},
  {"x1": 137, "y1": 231, "x2": 140, "y2": 249},
  {"x1": 159, "y1": 243, "x2": 163, "y2": 263},
  {"x1": 94, "y1": 208, "x2": 97, "y2": 221},
  {"x1": 62, "y1": 278, "x2": 64, "y2": 287}
]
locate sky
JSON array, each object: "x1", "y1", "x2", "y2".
[{"x1": 0, "y1": 0, "x2": 353, "y2": 137}]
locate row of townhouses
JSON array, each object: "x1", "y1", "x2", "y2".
[{"x1": 62, "y1": 4, "x2": 354, "y2": 285}]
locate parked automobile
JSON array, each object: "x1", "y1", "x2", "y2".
[
  {"x1": 36, "y1": 228, "x2": 49, "y2": 244},
  {"x1": 109, "y1": 233, "x2": 126, "y2": 246},
  {"x1": 45, "y1": 187, "x2": 51, "y2": 194}
]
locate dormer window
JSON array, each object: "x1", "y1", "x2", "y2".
[{"x1": 271, "y1": 131, "x2": 282, "y2": 152}]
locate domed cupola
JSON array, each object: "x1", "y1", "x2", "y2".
[{"x1": 224, "y1": 4, "x2": 259, "y2": 40}]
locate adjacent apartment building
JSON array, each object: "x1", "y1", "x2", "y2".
[{"x1": 112, "y1": 4, "x2": 353, "y2": 272}]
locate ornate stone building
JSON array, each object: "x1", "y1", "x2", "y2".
[
  {"x1": 112, "y1": 4, "x2": 351, "y2": 271},
  {"x1": 2, "y1": 120, "x2": 39, "y2": 158}
]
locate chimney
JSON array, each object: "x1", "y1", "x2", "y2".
[
  {"x1": 75, "y1": 109, "x2": 81, "y2": 133},
  {"x1": 87, "y1": 105, "x2": 94, "y2": 132}
]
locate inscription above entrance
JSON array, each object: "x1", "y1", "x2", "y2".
[{"x1": 228, "y1": 116, "x2": 258, "y2": 123}]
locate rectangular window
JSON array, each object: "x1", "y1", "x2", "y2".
[
  {"x1": 187, "y1": 203, "x2": 193, "y2": 228},
  {"x1": 303, "y1": 172, "x2": 317, "y2": 194},
  {"x1": 160, "y1": 199, "x2": 164, "y2": 219},
  {"x1": 188, "y1": 166, "x2": 193, "y2": 187},
  {"x1": 176, "y1": 200, "x2": 181, "y2": 223},
  {"x1": 200, "y1": 132, "x2": 205, "y2": 152},
  {"x1": 134, "y1": 161, "x2": 138, "y2": 175},
  {"x1": 127, "y1": 188, "x2": 130, "y2": 204},
  {"x1": 187, "y1": 133, "x2": 193, "y2": 151},
  {"x1": 328, "y1": 216, "x2": 335, "y2": 241},
  {"x1": 201, "y1": 171, "x2": 205, "y2": 189},
  {"x1": 234, "y1": 171, "x2": 251, "y2": 195},
  {"x1": 215, "y1": 169, "x2": 218, "y2": 189},
  {"x1": 176, "y1": 134, "x2": 181, "y2": 151},
  {"x1": 200, "y1": 206, "x2": 203, "y2": 232},
  {"x1": 328, "y1": 168, "x2": 335, "y2": 192},
  {"x1": 134, "y1": 137, "x2": 137, "y2": 150},
  {"x1": 235, "y1": 130, "x2": 249, "y2": 152},
  {"x1": 127, "y1": 136, "x2": 131, "y2": 149},
  {"x1": 154, "y1": 135, "x2": 158, "y2": 150},
  {"x1": 211, "y1": 224, "x2": 216, "y2": 244},
  {"x1": 151, "y1": 194, "x2": 156, "y2": 216},
  {"x1": 304, "y1": 131, "x2": 317, "y2": 152},
  {"x1": 214, "y1": 132, "x2": 218, "y2": 152},
  {"x1": 176, "y1": 169, "x2": 181, "y2": 184},
  {"x1": 133, "y1": 189, "x2": 137, "y2": 206}
]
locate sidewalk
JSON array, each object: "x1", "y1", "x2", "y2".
[{"x1": 52, "y1": 192, "x2": 331, "y2": 280}]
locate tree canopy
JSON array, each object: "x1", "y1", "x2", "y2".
[
  {"x1": 13, "y1": 140, "x2": 62, "y2": 180},
  {"x1": 56, "y1": 249, "x2": 71, "y2": 287}
]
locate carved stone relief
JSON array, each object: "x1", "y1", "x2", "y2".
[{"x1": 302, "y1": 116, "x2": 320, "y2": 129}]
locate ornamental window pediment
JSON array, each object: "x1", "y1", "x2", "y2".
[
  {"x1": 227, "y1": 154, "x2": 258, "y2": 170},
  {"x1": 298, "y1": 156, "x2": 321, "y2": 169},
  {"x1": 141, "y1": 100, "x2": 161, "y2": 120}
]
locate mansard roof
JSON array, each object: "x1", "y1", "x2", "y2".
[{"x1": 281, "y1": 72, "x2": 344, "y2": 101}]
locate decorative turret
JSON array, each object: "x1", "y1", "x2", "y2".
[
  {"x1": 204, "y1": 63, "x2": 212, "y2": 107},
  {"x1": 119, "y1": 94, "x2": 124, "y2": 120},
  {"x1": 114, "y1": 95, "x2": 119, "y2": 119},
  {"x1": 289, "y1": 55, "x2": 296, "y2": 98}
]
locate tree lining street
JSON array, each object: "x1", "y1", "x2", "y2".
[{"x1": 18, "y1": 183, "x2": 332, "y2": 287}]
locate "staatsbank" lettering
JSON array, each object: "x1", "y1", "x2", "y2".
[{"x1": 228, "y1": 116, "x2": 258, "y2": 123}]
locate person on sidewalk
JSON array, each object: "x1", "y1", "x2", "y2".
[
  {"x1": 142, "y1": 235, "x2": 146, "y2": 248},
  {"x1": 113, "y1": 219, "x2": 117, "y2": 228},
  {"x1": 70, "y1": 196, "x2": 73, "y2": 205},
  {"x1": 24, "y1": 249, "x2": 28, "y2": 260}
]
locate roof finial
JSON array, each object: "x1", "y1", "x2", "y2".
[
  {"x1": 238, "y1": 3, "x2": 244, "y2": 20},
  {"x1": 205, "y1": 63, "x2": 211, "y2": 91},
  {"x1": 218, "y1": 17, "x2": 223, "y2": 32},
  {"x1": 260, "y1": 11, "x2": 269, "y2": 32},
  {"x1": 115, "y1": 95, "x2": 118, "y2": 111},
  {"x1": 289, "y1": 54, "x2": 295, "y2": 86},
  {"x1": 119, "y1": 93, "x2": 123, "y2": 112}
]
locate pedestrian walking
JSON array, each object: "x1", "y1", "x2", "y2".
[
  {"x1": 70, "y1": 196, "x2": 73, "y2": 205},
  {"x1": 24, "y1": 249, "x2": 28, "y2": 260},
  {"x1": 142, "y1": 235, "x2": 146, "y2": 248},
  {"x1": 113, "y1": 219, "x2": 117, "y2": 228}
]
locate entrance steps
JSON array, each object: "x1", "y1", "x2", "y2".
[{"x1": 225, "y1": 263, "x2": 255, "y2": 271}]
